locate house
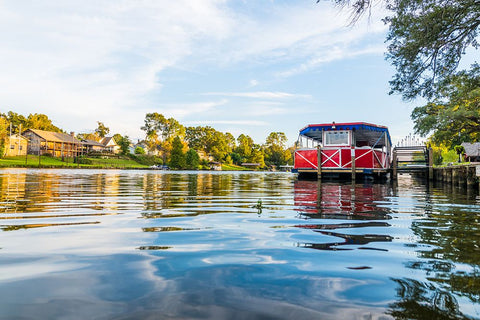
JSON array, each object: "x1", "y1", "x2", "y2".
[
  {"x1": 22, "y1": 129, "x2": 82, "y2": 157},
  {"x1": 129, "y1": 141, "x2": 148, "y2": 154},
  {"x1": 461, "y1": 142, "x2": 480, "y2": 162},
  {"x1": 3, "y1": 134, "x2": 28, "y2": 157},
  {"x1": 209, "y1": 161, "x2": 222, "y2": 171},
  {"x1": 81, "y1": 139, "x2": 106, "y2": 154},
  {"x1": 100, "y1": 136, "x2": 120, "y2": 154},
  {"x1": 198, "y1": 151, "x2": 214, "y2": 162}
]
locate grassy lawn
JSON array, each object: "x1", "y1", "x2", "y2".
[
  {"x1": 0, "y1": 155, "x2": 149, "y2": 169},
  {"x1": 221, "y1": 163, "x2": 249, "y2": 171},
  {"x1": 87, "y1": 157, "x2": 148, "y2": 168}
]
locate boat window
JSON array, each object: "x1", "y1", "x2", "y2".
[{"x1": 324, "y1": 131, "x2": 350, "y2": 146}]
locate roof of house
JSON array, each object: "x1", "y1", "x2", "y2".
[
  {"x1": 299, "y1": 122, "x2": 392, "y2": 147},
  {"x1": 101, "y1": 136, "x2": 117, "y2": 146},
  {"x1": 8, "y1": 134, "x2": 28, "y2": 141},
  {"x1": 461, "y1": 142, "x2": 480, "y2": 157},
  {"x1": 24, "y1": 129, "x2": 80, "y2": 144},
  {"x1": 81, "y1": 139, "x2": 105, "y2": 147}
]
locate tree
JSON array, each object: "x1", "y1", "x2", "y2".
[
  {"x1": 169, "y1": 136, "x2": 186, "y2": 169},
  {"x1": 185, "y1": 126, "x2": 232, "y2": 162},
  {"x1": 454, "y1": 145, "x2": 465, "y2": 162},
  {"x1": 115, "y1": 134, "x2": 131, "y2": 155},
  {"x1": 411, "y1": 66, "x2": 480, "y2": 147},
  {"x1": 250, "y1": 144, "x2": 265, "y2": 168},
  {"x1": 0, "y1": 116, "x2": 9, "y2": 157},
  {"x1": 185, "y1": 149, "x2": 200, "y2": 169},
  {"x1": 95, "y1": 122, "x2": 110, "y2": 138},
  {"x1": 264, "y1": 132, "x2": 290, "y2": 166},
  {"x1": 141, "y1": 113, "x2": 185, "y2": 163},
  {"x1": 236, "y1": 134, "x2": 254, "y2": 162},
  {"x1": 386, "y1": 0, "x2": 480, "y2": 100},
  {"x1": 3, "y1": 112, "x2": 27, "y2": 133},
  {"x1": 77, "y1": 132, "x2": 99, "y2": 141},
  {"x1": 329, "y1": 0, "x2": 480, "y2": 100},
  {"x1": 135, "y1": 146, "x2": 145, "y2": 154},
  {"x1": 26, "y1": 113, "x2": 62, "y2": 132}
]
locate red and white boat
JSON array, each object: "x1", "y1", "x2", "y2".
[{"x1": 293, "y1": 122, "x2": 392, "y2": 178}]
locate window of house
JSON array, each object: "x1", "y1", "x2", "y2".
[
  {"x1": 324, "y1": 131, "x2": 350, "y2": 146},
  {"x1": 10, "y1": 145, "x2": 15, "y2": 149}
]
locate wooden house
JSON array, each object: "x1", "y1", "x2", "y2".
[
  {"x1": 4, "y1": 134, "x2": 28, "y2": 157},
  {"x1": 23, "y1": 129, "x2": 81, "y2": 158},
  {"x1": 80, "y1": 139, "x2": 106, "y2": 154}
]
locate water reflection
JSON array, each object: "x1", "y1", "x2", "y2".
[
  {"x1": 0, "y1": 169, "x2": 479, "y2": 319},
  {"x1": 294, "y1": 180, "x2": 392, "y2": 220},
  {"x1": 388, "y1": 278, "x2": 466, "y2": 320},
  {"x1": 294, "y1": 180, "x2": 394, "y2": 251}
]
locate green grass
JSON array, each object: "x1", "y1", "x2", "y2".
[
  {"x1": 221, "y1": 163, "x2": 249, "y2": 171},
  {"x1": 86, "y1": 157, "x2": 148, "y2": 168},
  {"x1": 0, "y1": 155, "x2": 149, "y2": 169}
]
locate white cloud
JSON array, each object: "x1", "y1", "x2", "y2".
[
  {"x1": 0, "y1": 0, "x2": 392, "y2": 141},
  {"x1": 277, "y1": 45, "x2": 386, "y2": 78}
]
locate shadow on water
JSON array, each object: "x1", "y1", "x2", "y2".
[
  {"x1": 387, "y1": 278, "x2": 471, "y2": 320},
  {"x1": 293, "y1": 180, "x2": 394, "y2": 251}
]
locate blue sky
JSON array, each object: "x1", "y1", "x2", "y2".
[{"x1": 0, "y1": 0, "x2": 418, "y2": 146}]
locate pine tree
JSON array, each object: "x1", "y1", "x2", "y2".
[{"x1": 169, "y1": 136, "x2": 186, "y2": 169}]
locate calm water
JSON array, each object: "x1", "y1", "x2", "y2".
[{"x1": 0, "y1": 169, "x2": 479, "y2": 320}]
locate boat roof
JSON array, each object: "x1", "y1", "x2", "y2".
[{"x1": 299, "y1": 122, "x2": 392, "y2": 147}]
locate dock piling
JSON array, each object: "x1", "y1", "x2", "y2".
[
  {"x1": 351, "y1": 146, "x2": 356, "y2": 181},
  {"x1": 317, "y1": 145, "x2": 322, "y2": 180}
]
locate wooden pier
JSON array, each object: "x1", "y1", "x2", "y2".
[{"x1": 391, "y1": 145, "x2": 480, "y2": 189}]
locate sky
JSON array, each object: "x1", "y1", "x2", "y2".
[{"x1": 0, "y1": 0, "x2": 420, "y2": 146}]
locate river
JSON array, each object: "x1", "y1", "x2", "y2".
[{"x1": 0, "y1": 169, "x2": 479, "y2": 319}]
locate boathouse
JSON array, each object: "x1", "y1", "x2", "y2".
[{"x1": 293, "y1": 122, "x2": 392, "y2": 179}]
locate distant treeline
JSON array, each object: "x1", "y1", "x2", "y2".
[{"x1": 0, "y1": 111, "x2": 294, "y2": 169}]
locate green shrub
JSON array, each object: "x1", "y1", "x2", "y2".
[
  {"x1": 130, "y1": 154, "x2": 163, "y2": 166},
  {"x1": 76, "y1": 156, "x2": 93, "y2": 165}
]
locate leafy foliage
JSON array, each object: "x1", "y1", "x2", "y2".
[
  {"x1": 134, "y1": 146, "x2": 145, "y2": 154},
  {"x1": 264, "y1": 132, "x2": 291, "y2": 166},
  {"x1": 116, "y1": 135, "x2": 132, "y2": 155},
  {"x1": 141, "y1": 113, "x2": 185, "y2": 162},
  {"x1": 185, "y1": 149, "x2": 200, "y2": 169},
  {"x1": 385, "y1": 0, "x2": 480, "y2": 100},
  {"x1": 95, "y1": 121, "x2": 110, "y2": 138},
  {"x1": 411, "y1": 66, "x2": 480, "y2": 147},
  {"x1": 185, "y1": 126, "x2": 233, "y2": 162},
  {"x1": 169, "y1": 136, "x2": 186, "y2": 169},
  {"x1": 0, "y1": 117, "x2": 8, "y2": 157},
  {"x1": 330, "y1": 0, "x2": 479, "y2": 100},
  {"x1": 1, "y1": 112, "x2": 62, "y2": 133}
]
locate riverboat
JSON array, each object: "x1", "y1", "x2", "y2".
[{"x1": 293, "y1": 122, "x2": 392, "y2": 179}]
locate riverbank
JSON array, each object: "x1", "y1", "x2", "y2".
[
  {"x1": 0, "y1": 155, "x2": 148, "y2": 169},
  {"x1": 0, "y1": 155, "x2": 251, "y2": 171}
]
